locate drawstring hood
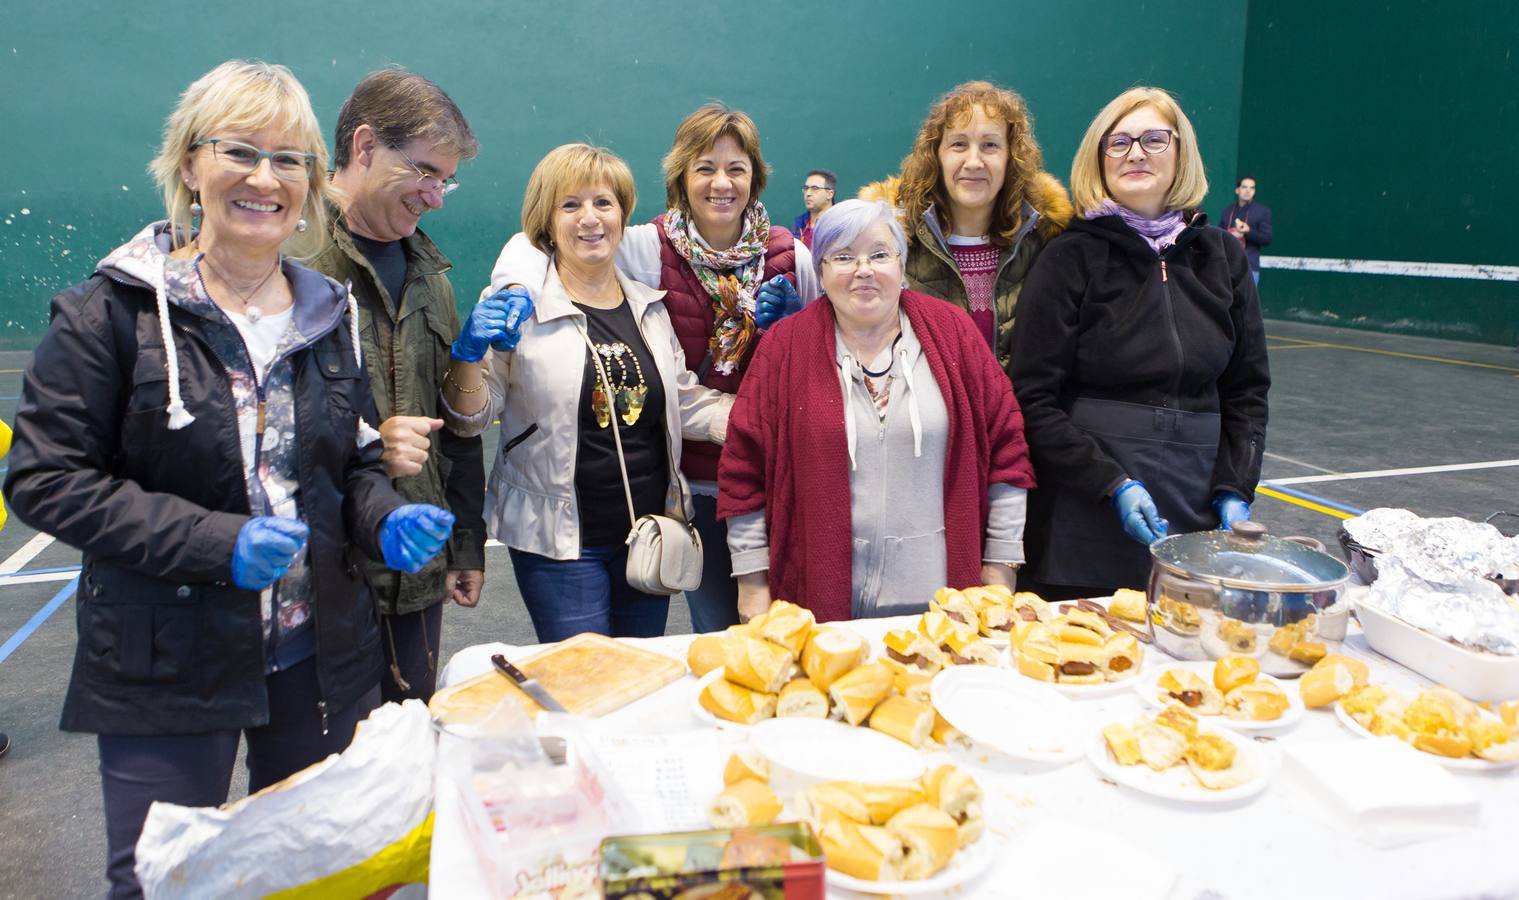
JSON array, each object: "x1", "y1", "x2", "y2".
[
  {"x1": 835, "y1": 309, "x2": 925, "y2": 470},
  {"x1": 347, "y1": 290, "x2": 381, "y2": 448}
]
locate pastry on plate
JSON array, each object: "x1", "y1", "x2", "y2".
[
  {"x1": 1108, "y1": 588, "x2": 1148, "y2": 623},
  {"x1": 1213, "y1": 653, "x2": 1260, "y2": 693},
  {"x1": 1224, "y1": 680, "x2": 1289, "y2": 721}
]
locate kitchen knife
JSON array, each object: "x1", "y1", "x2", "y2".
[{"x1": 491, "y1": 653, "x2": 568, "y2": 713}]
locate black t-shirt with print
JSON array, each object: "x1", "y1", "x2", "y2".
[{"x1": 574, "y1": 301, "x2": 669, "y2": 547}]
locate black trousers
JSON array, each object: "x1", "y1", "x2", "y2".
[{"x1": 96, "y1": 655, "x2": 377, "y2": 900}]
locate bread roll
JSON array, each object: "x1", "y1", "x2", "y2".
[
  {"x1": 818, "y1": 819, "x2": 906, "y2": 882},
  {"x1": 1213, "y1": 653, "x2": 1261, "y2": 693},
  {"x1": 942, "y1": 629, "x2": 999, "y2": 666},
  {"x1": 801, "y1": 627, "x2": 868, "y2": 690},
  {"x1": 757, "y1": 601, "x2": 815, "y2": 658},
  {"x1": 1011, "y1": 591, "x2": 1052, "y2": 624},
  {"x1": 854, "y1": 780, "x2": 929, "y2": 825},
  {"x1": 918, "y1": 607, "x2": 976, "y2": 649},
  {"x1": 777, "y1": 677, "x2": 829, "y2": 718},
  {"x1": 1298, "y1": 664, "x2": 1355, "y2": 708},
  {"x1": 931, "y1": 712, "x2": 972, "y2": 750},
  {"x1": 883, "y1": 659, "x2": 935, "y2": 705},
  {"x1": 962, "y1": 585, "x2": 1012, "y2": 611},
  {"x1": 978, "y1": 603, "x2": 1017, "y2": 639},
  {"x1": 1060, "y1": 608, "x2": 1112, "y2": 639},
  {"x1": 1056, "y1": 641, "x2": 1103, "y2": 684},
  {"x1": 1055, "y1": 623, "x2": 1105, "y2": 647},
  {"x1": 929, "y1": 592, "x2": 979, "y2": 630},
  {"x1": 1016, "y1": 652, "x2": 1055, "y2": 682},
  {"x1": 699, "y1": 678, "x2": 777, "y2": 725},
  {"x1": 828, "y1": 662, "x2": 894, "y2": 726},
  {"x1": 799, "y1": 781, "x2": 871, "y2": 825},
  {"x1": 1101, "y1": 632, "x2": 1142, "y2": 681},
  {"x1": 723, "y1": 748, "x2": 770, "y2": 786},
  {"x1": 1018, "y1": 622, "x2": 1060, "y2": 664},
  {"x1": 883, "y1": 628, "x2": 948, "y2": 674},
  {"x1": 886, "y1": 804, "x2": 960, "y2": 879},
  {"x1": 687, "y1": 634, "x2": 729, "y2": 678},
  {"x1": 1312, "y1": 653, "x2": 1369, "y2": 685},
  {"x1": 707, "y1": 778, "x2": 782, "y2": 828},
  {"x1": 920, "y1": 765, "x2": 983, "y2": 849},
  {"x1": 868, "y1": 695, "x2": 935, "y2": 748},
  {"x1": 722, "y1": 636, "x2": 795, "y2": 694},
  {"x1": 1224, "y1": 680, "x2": 1289, "y2": 721},
  {"x1": 1103, "y1": 721, "x2": 1142, "y2": 766},
  {"x1": 1108, "y1": 588, "x2": 1148, "y2": 623}
]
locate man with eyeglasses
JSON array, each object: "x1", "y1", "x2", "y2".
[
  {"x1": 1220, "y1": 175, "x2": 1272, "y2": 286},
  {"x1": 310, "y1": 67, "x2": 486, "y2": 705},
  {"x1": 793, "y1": 169, "x2": 837, "y2": 249}
]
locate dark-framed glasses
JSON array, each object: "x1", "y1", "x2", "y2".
[
  {"x1": 393, "y1": 145, "x2": 459, "y2": 197},
  {"x1": 823, "y1": 249, "x2": 899, "y2": 270},
  {"x1": 803, "y1": 184, "x2": 833, "y2": 193},
  {"x1": 1102, "y1": 129, "x2": 1175, "y2": 158},
  {"x1": 192, "y1": 139, "x2": 315, "y2": 181}
]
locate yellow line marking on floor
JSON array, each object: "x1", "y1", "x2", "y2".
[
  {"x1": 1255, "y1": 486, "x2": 1354, "y2": 520},
  {"x1": 1263, "y1": 335, "x2": 1519, "y2": 373},
  {"x1": 0, "y1": 369, "x2": 22, "y2": 374}
]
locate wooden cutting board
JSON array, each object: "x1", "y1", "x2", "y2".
[{"x1": 430, "y1": 632, "x2": 687, "y2": 721}]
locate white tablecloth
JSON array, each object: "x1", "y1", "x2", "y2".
[{"x1": 430, "y1": 617, "x2": 1519, "y2": 900}]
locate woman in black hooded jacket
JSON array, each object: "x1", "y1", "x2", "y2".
[{"x1": 1010, "y1": 87, "x2": 1269, "y2": 598}]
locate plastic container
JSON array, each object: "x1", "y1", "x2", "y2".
[
  {"x1": 1356, "y1": 603, "x2": 1519, "y2": 702},
  {"x1": 600, "y1": 822, "x2": 826, "y2": 899}
]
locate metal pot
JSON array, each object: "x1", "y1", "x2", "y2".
[{"x1": 1145, "y1": 521, "x2": 1352, "y2": 678}]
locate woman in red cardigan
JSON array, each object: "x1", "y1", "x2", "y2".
[{"x1": 718, "y1": 200, "x2": 1037, "y2": 623}]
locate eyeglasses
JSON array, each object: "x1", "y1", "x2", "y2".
[
  {"x1": 193, "y1": 139, "x2": 315, "y2": 181},
  {"x1": 392, "y1": 145, "x2": 459, "y2": 197},
  {"x1": 803, "y1": 185, "x2": 833, "y2": 193},
  {"x1": 1102, "y1": 129, "x2": 1175, "y2": 158},
  {"x1": 823, "y1": 249, "x2": 899, "y2": 270}
]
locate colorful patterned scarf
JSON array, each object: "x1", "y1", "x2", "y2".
[{"x1": 662, "y1": 201, "x2": 771, "y2": 375}]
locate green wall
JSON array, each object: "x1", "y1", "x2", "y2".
[
  {"x1": 0, "y1": 1, "x2": 1248, "y2": 350},
  {"x1": 1239, "y1": 1, "x2": 1519, "y2": 344}
]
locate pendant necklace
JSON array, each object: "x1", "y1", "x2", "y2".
[{"x1": 200, "y1": 250, "x2": 282, "y2": 323}]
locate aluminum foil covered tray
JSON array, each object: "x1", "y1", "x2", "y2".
[{"x1": 1345, "y1": 508, "x2": 1519, "y2": 656}]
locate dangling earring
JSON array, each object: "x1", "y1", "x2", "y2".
[
  {"x1": 189, "y1": 191, "x2": 203, "y2": 218},
  {"x1": 295, "y1": 218, "x2": 308, "y2": 233}
]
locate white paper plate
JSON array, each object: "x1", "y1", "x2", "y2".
[
  {"x1": 826, "y1": 823, "x2": 997, "y2": 895},
  {"x1": 1135, "y1": 661, "x2": 1304, "y2": 731},
  {"x1": 1333, "y1": 701, "x2": 1519, "y2": 771},
  {"x1": 749, "y1": 716, "x2": 926, "y2": 785},
  {"x1": 1087, "y1": 724, "x2": 1270, "y2": 804},
  {"x1": 931, "y1": 666, "x2": 1086, "y2": 763}
]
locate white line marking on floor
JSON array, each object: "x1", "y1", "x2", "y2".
[
  {"x1": 1262, "y1": 255, "x2": 1519, "y2": 282},
  {"x1": 1267, "y1": 459, "x2": 1519, "y2": 486},
  {"x1": 0, "y1": 533, "x2": 55, "y2": 576},
  {"x1": 486, "y1": 539, "x2": 503, "y2": 548},
  {"x1": 0, "y1": 570, "x2": 78, "y2": 586},
  {"x1": 1262, "y1": 451, "x2": 1339, "y2": 476}
]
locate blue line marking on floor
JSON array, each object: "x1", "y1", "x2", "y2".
[
  {"x1": 0, "y1": 565, "x2": 82, "y2": 577},
  {"x1": 0, "y1": 576, "x2": 79, "y2": 665}
]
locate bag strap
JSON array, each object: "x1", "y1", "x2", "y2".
[{"x1": 576, "y1": 324, "x2": 639, "y2": 529}]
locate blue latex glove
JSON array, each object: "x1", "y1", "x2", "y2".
[
  {"x1": 753, "y1": 275, "x2": 802, "y2": 330},
  {"x1": 1112, "y1": 479, "x2": 1170, "y2": 545},
  {"x1": 231, "y1": 516, "x2": 309, "y2": 590},
  {"x1": 1214, "y1": 490, "x2": 1251, "y2": 531},
  {"x1": 379, "y1": 504, "x2": 455, "y2": 574},
  {"x1": 451, "y1": 287, "x2": 533, "y2": 362}
]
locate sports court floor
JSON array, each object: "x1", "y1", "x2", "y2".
[{"x1": 0, "y1": 318, "x2": 1515, "y2": 898}]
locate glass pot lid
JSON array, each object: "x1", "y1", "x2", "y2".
[{"x1": 1150, "y1": 521, "x2": 1350, "y2": 590}]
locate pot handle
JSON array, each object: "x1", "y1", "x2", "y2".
[
  {"x1": 1284, "y1": 535, "x2": 1328, "y2": 553},
  {"x1": 1155, "y1": 571, "x2": 1220, "y2": 608}
]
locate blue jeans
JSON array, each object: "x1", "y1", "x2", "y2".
[
  {"x1": 684, "y1": 493, "x2": 739, "y2": 633},
  {"x1": 1251, "y1": 270, "x2": 1260, "y2": 286},
  {"x1": 97, "y1": 655, "x2": 376, "y2": 899},
  {"x1": 510, "y1": 543, "x2": 669, "y2": 643}
]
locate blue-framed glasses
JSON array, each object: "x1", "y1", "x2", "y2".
[{"x1": 192, "y1": 138, "x2": 316, "y2": 181}]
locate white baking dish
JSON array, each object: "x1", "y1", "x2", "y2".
[{"x1": 1356, "y1": 603, "x2": 1519, "y2": 702}]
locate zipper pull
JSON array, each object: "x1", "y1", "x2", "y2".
[
  {"x1": 318, "y1": 700, "x2": 329, "y2": 735},
  {"x1": 1160, "y1": 259, "x2": 1169, "y2": 283},
  {"x1": 256, "y1": 400, "x2": 267, "y2": 434}
]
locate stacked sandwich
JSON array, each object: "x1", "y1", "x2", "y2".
[
  {"x1": 1013, "y1": 605, "x2": 1144, "y2": 685},
  {"x1": 689, "y1": 600, "x2": 949, "y2": 748},
  {"x1": 1337, "y1": 682, "x2": 1519, "y2": 763},
  {"x1": 795, "y1": 765, "x2": 985, "y2": 881},
  {"x1": 1153, "y1": 654, "x2": 1291, "y2": 721},
  {"x1": 1102, "y1": 703, "x2": 1253, "y2": 790}
]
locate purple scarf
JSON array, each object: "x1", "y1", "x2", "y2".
[{"x1": 1085, "y1": 200, "x2": 1186, "y2": 254}]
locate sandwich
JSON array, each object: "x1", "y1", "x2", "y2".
[
  {"x1": 828, "y1": 662, "x2": 894, "y2": 726},
  {"x1": 707, "y1": 778, "x2": 782, "y2": 828},
  {"x1": 686, "y1": 634, "x2": 729, "y2": 678},
  {"x1": 886, "y1": 804, "x2": 960, "y2": 879},
  {"x1": 929, "y1": 592, "x2": 980, "y2": 630},
  {"x1": 699, "y1": 678, "x2": 777, "y2": 725},
  {"x1": 817, "y1": 819, "x2": 906, "y2": 882},
  {"x1": 1213, "y1": 653, "x2": 1260, "y2": 693},
  {"x1": 931, "y1": 711, "x2": 973, "y2": 750},
  {"x1": 942, "y1": 628, "x2": 999, "y2": 666},
  {"x1": 1312, "y1": 653, "x2": 1369, "y2": 685},
  {"x1": 920, "y1": 765, "x2": 983, "y2": 848},
  {"x1": 1223, "y1": 680, "x2": 1289, "y2": 721},
  {"x1": 777, "y1": 676, "x2": 829, "y2": 718},
  {"x1": 1011, "y1": 591, "x2": 1052, "y2": 624},
  {"x1": 882, "y1": 658, "x2": 934, "y2": 705},
  {"x1": 1156, "y1": 669, "x2": 1223, "y2": 714},
  {"x1": 1015, "y1": 622, "x2": 1059, "y2": 682},
  {"x1": 1108, "y1": 588, "x2": 1148, "y2": 623},
  {"x1": 756, "y1": 600, "x2": 815, "y2": 658},
  {"x1": 883, "y1": 628, "x2": 948, "y2": 674},
  {"x1": 1298, "y1": 662, "x2": 1356, "y2": 708},
  {"x1": 867, "y1": 695, "x2": 935, "y2": 748},
  {"x1": 1055, "y1": 609, "x2": 1111, "y2": 644},
  {"x1": 1054, "y1": 641, "x2": 1104, "y2": 685},
  {"x1": 723, "y1": 748, "x2": 769, "y2": 786},
  {"x1": 721, "y1": 635, "x2": 794, "y2": 694},
  {"x1": 857, "y1": 780, "x2": 929, "y2": 825},
  {"x1": 1101, "y1": 632, "x2": 1142, "y2": 681},
  {"x1": 919, "y1": 607, "x2": 977, "y2": 651},
  {"x1": 800, "y1": 627, "x2": 867, "y2": 691},
  {"x1": 798, "y1": 781, "x2": 870, "y2": 826}
]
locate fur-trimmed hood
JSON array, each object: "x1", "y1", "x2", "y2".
[{"x1": 1026, "y1": 171, "x2": 1074, "y2": 241}]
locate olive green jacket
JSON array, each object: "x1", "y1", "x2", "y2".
[
  {"x1": 904, "y1": 172, "x2": 1073, "y2": 372},
  {"x1": 308, "y1": 216, "x2": 486, "y2": 616}
]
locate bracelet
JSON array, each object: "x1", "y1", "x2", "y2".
[{"x1": 444, "y1": 366, "x2": 485, "y2": 394}]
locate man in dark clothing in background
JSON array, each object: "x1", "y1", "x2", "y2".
[
  {"x1": 793, "y1": 169, "x2": 836, "y2": 249},
  {"x1": 311, "y1": 68, "x2": 486, "y2": 703},
  {"x1": 1220, "y1": 175, "x2": 1273, "y2": 286}
]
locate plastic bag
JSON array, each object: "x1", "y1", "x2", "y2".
[
  {"x1": 135, "y1": 700, "x2": 436, "y2": 899},
  {"x1": 437, "y1": 701, "x2": 640, "y2": 899}
]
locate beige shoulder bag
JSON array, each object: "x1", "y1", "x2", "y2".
[{"x1": 579, "y1": 324, "x2": 704, "y2": 595}]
